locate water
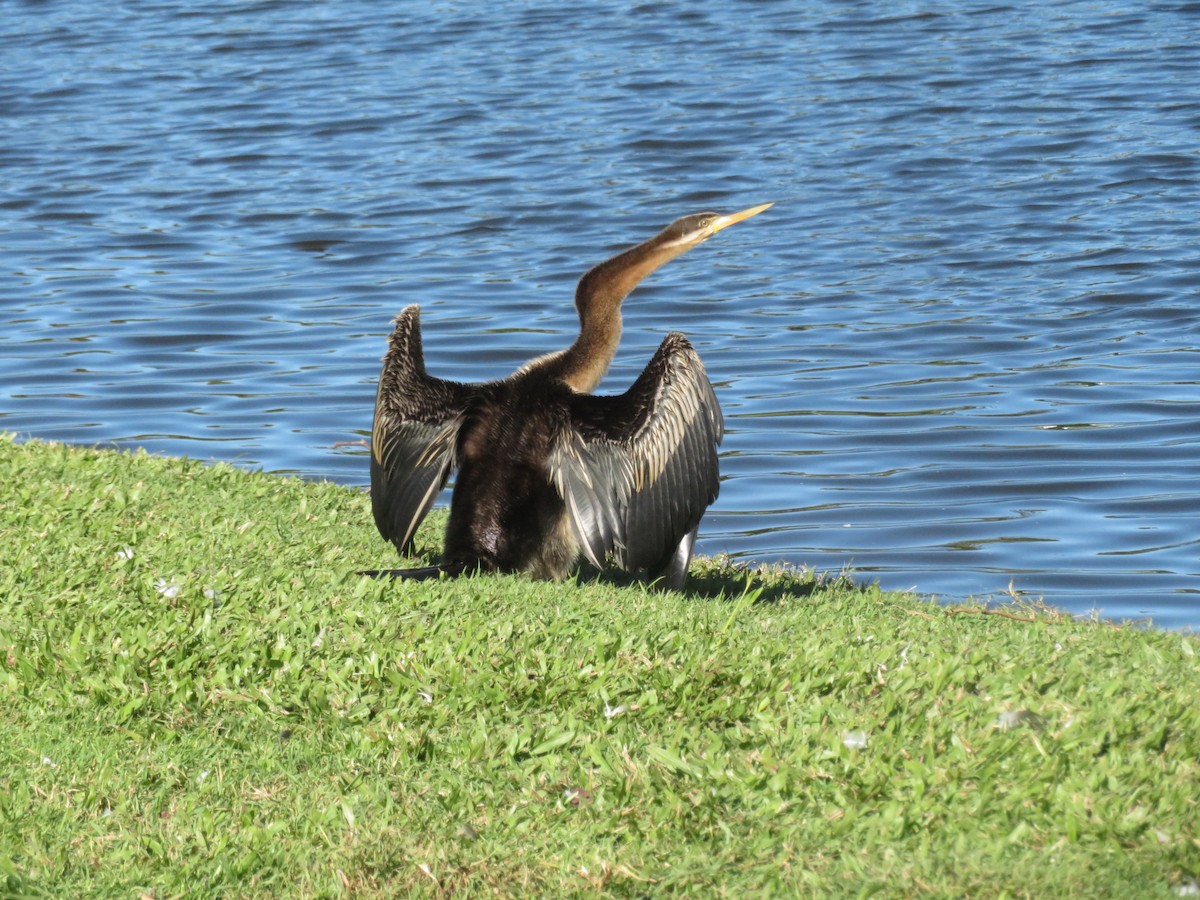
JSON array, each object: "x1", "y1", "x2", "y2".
[{"x1": 2, "y1": 0, "x2": 1198, "y2": 628}]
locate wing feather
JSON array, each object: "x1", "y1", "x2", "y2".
[
  {"x1": 548, "y1": 333, "x2": 723, "y2": 581},
  {"x1": 370, "y1": 305, "x2": 472, "y2": 555}
]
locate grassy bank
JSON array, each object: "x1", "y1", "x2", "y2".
[{"x1": 1, "y1": 434, "x2": 1197, "y2": 898}]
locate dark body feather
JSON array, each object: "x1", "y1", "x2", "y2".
[{"x1": 442, "y1": 377, "x2": 575, "y2": 576}]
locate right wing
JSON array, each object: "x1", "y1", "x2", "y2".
[
  {"x1": 547, "y1": 332, "x2": 723, "y2": 588},
  {"x1": 370, "y1": 305, "x2": 473, "y2": 555}
]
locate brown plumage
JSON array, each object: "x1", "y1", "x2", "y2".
[{"x1": 365, "y1": 202, "x2": 772, "y2": 589}]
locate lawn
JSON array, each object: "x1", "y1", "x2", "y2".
[{"x1": 1, "y1": 435, "x2": 1197, "y2": 897}]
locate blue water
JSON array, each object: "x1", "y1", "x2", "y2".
[{"x1": 2, "y1": 1, "x2": 1198, "y2": 627}]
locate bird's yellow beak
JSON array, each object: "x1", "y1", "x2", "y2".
[{"x1": 710, "y1": 202, "x2": 773, "y2": 234}]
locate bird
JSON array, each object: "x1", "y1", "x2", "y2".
[{"x1": 363, "y1": 202, "x2": 772, "y2": 590}]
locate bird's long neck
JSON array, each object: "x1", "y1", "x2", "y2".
[{"x1": 556, "y1": 234, "x2": 689, "y2": 393}]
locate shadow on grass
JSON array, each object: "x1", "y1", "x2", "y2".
[
  {"x1": 359, "y1": 545, "x2": 873, "y2": 606},
  {"x1": 574, "y1": 559, "x2": 869, "y2": 606}
]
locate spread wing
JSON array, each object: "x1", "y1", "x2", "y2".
[
  {"x1": 547, "y1": 332, "x2": 723, "y2": 586},
  {"x1": 370, "y1": 305, "x2": 473, "y2": 555}
]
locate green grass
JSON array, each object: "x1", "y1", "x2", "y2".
[{"x1": 1, "y1": 434, "x2": 1198, "y2": 898}]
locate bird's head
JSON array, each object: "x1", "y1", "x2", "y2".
[{"x1": 658, "y1": 202, "x2": 773, "y2": 250}]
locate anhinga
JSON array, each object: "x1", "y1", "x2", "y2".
[{"x1": 365, "y1": 202, "x2": 771, "y2": 589}]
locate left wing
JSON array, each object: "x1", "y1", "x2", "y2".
[{"x1": 370, "y1": 305, "x2": 474, "y2": 555}]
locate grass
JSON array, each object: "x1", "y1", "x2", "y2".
[{"x1": 1, "y1": 433, "x2": 1198, "y2": 898}]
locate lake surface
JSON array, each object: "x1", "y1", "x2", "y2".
[{"x1": 3, "y1": 0, "x2": 1198, "y2": 628}]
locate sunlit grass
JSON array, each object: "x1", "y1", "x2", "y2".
[{"x1": 1, "y1": 435, "x2": 1198, "y2": 897}]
